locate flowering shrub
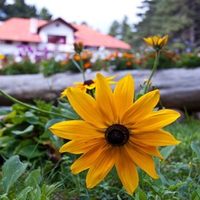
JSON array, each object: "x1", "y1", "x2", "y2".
[
  {"x1": 104, "y1": 51, "x2": 139, "y2": 70},
  {"x1": 139, "y1": 50, "x2": 180, "y2": 69},
  {"x1": 60, "y1": 51, "x2": 93, "y2": 72},
  {"x1": 175, "y1": 52, "x2": 200, "y2": 68},
  {"x1": 41, "y1": 58, "x2": 70, "y2": 77}
]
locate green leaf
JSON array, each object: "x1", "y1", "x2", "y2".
[
  {"x1": 41, "y1": 119, "x2": 64, "y2": 149},
  {"x1": 11, "y1": 124, "x2": 34, "y2": 135},
  {"x1": 191, "y1": 186, "x2": 200, "y2": 200},
  {"x1": 160, "y1": 146, "x2": 176, "y2": 159},
  {"x1": 57, "y1": 98, "x2": 80, "y2": 120},
  {"x1": 16, "y1": 186, "x2": 33, "y2": 200},
  {"x1": 0, "y1": 136, "x2": 13, "y2": 148},
  {"x1": 25, "y1": 169, "x2": 42, "y2": 187},
  {"x1": 41, "y1": 182, "x2": 61, "y2": 197},
  {"x1": 12, "y1": 115, "x2": 26, "y2": 124},
  {"x1": 168, "y1": 181, "x2": 185, "y2": 191},
  {"x1": 16, "y1": 141, "x2": 44, "y2": 159},
  {"x1": 191, "y1": 141, "x2": 200, "y2": 160},
  {"x1": 135, "y1": 187, "x2": 148, "y2": 200},
  {"x1": 2, "y1": 155, "x2": 27, "y2": 193},
  {"x1": 30, "y1": 185, "x2": 41, "y2": 200},
  {"x1": 3, "y1": 110, "x2": 16, "y2": 122},
  {"x1": 0, "y1": 108, "x2": 11, "y2": 116}
]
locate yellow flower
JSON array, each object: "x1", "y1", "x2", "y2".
[
  {"x1": 61, "y1": 75, "x2": 117, "y2": 97},
  {"x1": 143, "y1": 35, "x2": 168, "y2": 50},
  {"x1": 0, "y1": 54, "x2": 5, "y2": 60},
  {"x1": 50, "y1": 73, "x2": 180, "y2": 195}
]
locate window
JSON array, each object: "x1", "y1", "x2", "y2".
[
  {"x1": 47, "y1": 35, "x2": 66, "y2": 44},
  {"x1": 5, "y1": 40, "x2": 13, "y2": 44}
]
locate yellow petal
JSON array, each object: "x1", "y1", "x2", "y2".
[
  {"x1": 50, "y1": 120, "x2": 103, "y2": 140},
  {"x1": 114, "y1": 74, "x2": 134, "y2": 121},
  {"x1": 60, "y1": 138, "x2": 106, "y2": 154},
  {"x1": 159, "y1": 35, "x2": 168, "y2": 47},
  {"x1": 130, "y1": 129, "x2": 180, "y2": 146},
  {"x1": 67, "y1": 87, "x2": 106, "y2": 128},
  {"x1": 86, "y1": 146, "x2": 115, "y2": 188},
  {"x1": 133, "y1": 109, "x2": 180, "y2": 131},
  {"x1": 121, "y1": 90, "x2": 160, "y2": 125},
  {"x1": 95, "y1": 73, "x2": 117, "y2": 125},
  {"x1": 124, "y1": 142, "x2": 159, "y2": 179},
  {"x1": 71, "y1": 141, "x2": 107, "y2": 174},
  {"x1": 115, "y1": 147, "x2": 138, "y2": 195},
  {"x1": 85, "y1": 83, "x2": 96, "y2": 90},
  {"x1": 153, "y1": 36, "x2": 159, "y2": 45},
  {"x1": 143, "y1": 37, "x2": 153, "y2": 46},
  {"x1": 129, "y1": 139, "x2": 164, "y2": 160}
]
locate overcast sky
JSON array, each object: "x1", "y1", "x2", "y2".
[{"x1": 23, "y1": 0, "x2": 144, "y2": 34}]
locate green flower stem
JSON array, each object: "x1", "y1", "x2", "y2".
[
  {"x1": 0, "y1": 89, "x2": 69, "y2": 119},
  {"x1": 78, "y1": 52, "x2": 86, "y2": 81},
  {"x1": 144, "y1": 50, "x2": 160, "y2": 93}
]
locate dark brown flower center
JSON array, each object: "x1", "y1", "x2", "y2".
[
  {"x1": 83, "y1": 79, "x2": 94, "y2": 86},
  {"x1": 105, "y1": 124, "x2": 129, "y2": 146}
]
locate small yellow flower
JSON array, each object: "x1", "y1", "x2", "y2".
[
  {"x1": 0, "y1": 54, "x2": 5, "y2": 60},
  {"x1": 50, "y1": 73, "x2": 180, "y2": 195},
  {"x1": 143, "y1": 35, "x2": 168, "y2": 50},
  {"x1": 60, "y1": 75, "x2": 117, "y2": 97}
]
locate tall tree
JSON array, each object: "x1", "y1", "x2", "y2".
[
  {"x1": 133, "y1": 0, "x2": 200, "y2": 50},
  {"x1": 0, "y1": 0, "x2": 52, "y2": 21},
  {"x1": 108, "y1": 20, "x2": 121, "y2": 39},
  {"x1": 108, "y1": 16, "x2": 134, "y2": 49},
  {"x1": 37, "y1": 7, "x2": 52, "y2": 20}
]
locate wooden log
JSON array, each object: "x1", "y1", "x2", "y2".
[{"x1": 0, "y1": 68, "x2": 200, "y2": 111}]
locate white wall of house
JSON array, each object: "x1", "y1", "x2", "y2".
[
  {"x1": 39, "y1": 21, "x2": 75, "y2": 53},
  {"x1": 0, "y1": 41, "x2": 59, "y2": 62},
  {"x1": 0, "y1": 41, "x2": 38, "y2": 58}
]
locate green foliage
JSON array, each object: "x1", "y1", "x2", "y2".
[
  {"x1": 41, "y1": 59, "x2": 69, "y2": 77},
  {"x1": 0, "y1": 0, "x2": 52, "y2": 21},
  {"x1": 140, "y1": 50, "x2": 180, "y2": 69},
  {"x1": 175, "y1": 53, "x2": 200, "y2": 68},
  {"x1": 0, "y1": 96, "x2": 199, "y2": 199},
  {"x1": 105, "y1": 51, "x2": 139, "y2": 71},
  {"x1": 0, "y1": 61, "x2": 40, "y2": 75}
]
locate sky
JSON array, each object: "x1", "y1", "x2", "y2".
[{"x1": 23, "y1": 0, "x2": 144, "y2": 34}]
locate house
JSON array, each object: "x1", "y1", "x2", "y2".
[{"x1": 0, "y1": 17, "x2": 131, "y2": 61}]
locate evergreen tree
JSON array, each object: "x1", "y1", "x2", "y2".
[
  {"x1": 0, "y1": 0, "x2": 52, "y2": 21},
  {"x1": 108, "y1": 20, "x2": 121, "y2": 39},
  {"x1": 37, "y1": 7, "x2": 52, "y2": 20}
]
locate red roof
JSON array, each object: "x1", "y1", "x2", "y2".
[
  {"x1": 73, "y1": 24, "x2": 131, "y2": 50},
  {"x1": 0, "y1": 17, "x2": 131, "y2": 50},
  {"x1": 0, "y1": 18, "x2": 46, "y2": 42}
]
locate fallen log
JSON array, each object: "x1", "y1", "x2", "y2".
[{"x1": 0, "y1": 67, "x2": 200, "y2": 111}]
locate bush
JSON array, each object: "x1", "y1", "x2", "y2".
[
  {"x1": 175, "y1": 53, "x2": 200, "y2": 68},
  {"x1": 0, "y1": 61, "x2": 40, "y2": 75},
  {"x1": 104, "y1": 51, "x2": 139, "y2": 70},
  {"x1": 139, "y1": 50, "x2": 180, "y2": 69}
]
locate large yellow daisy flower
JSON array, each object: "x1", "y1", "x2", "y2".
[{"x1": 50, "y1": 73, "x2": 180, "y2": 195}]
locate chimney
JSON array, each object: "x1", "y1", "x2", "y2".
[{"x1": 30, "y1": 18, "x2": 38, "y2": 34}]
